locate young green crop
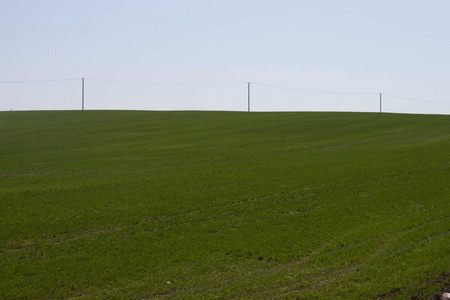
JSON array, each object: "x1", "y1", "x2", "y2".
[{"x1": 0, "y1": 111, "x2": 449, "y2": 299}]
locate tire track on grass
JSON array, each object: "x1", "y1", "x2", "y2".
[
  {"x1": 195, "y1": 215, "x2": 450, "y2": 299},
  {"x1": 2, "y1": 164, "x2": 445, "y2": 256},
  {"x1": 254, "y1": 217, "x2": 450, "y2": 298}
]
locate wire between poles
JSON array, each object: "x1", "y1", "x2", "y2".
[
  {"x1": 86, "y1": 78, "x2": 244, "y2": 86},
  {"x1": 1, "y1": 77, "x2": 450, "y2": 107},
  {"x1": 383, "y1": 93, "x2": 450, "y2": 106},
  {"x1": 252, "y1": 82, "x2": 378, "y2": 95},
  {"x1": 253, "y1": 83, "x2": 450, "y2": 106},
  {"x1": 0, "y1": 78, "x2": 81, "y2": 84}
]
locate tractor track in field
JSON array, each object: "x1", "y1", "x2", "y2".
[
  {"x1": 2, "y1": 163, "x2": 447, "y2": 256},
  {"x1": 80, "y1": 216, "x2": 450, "y2": 299}
]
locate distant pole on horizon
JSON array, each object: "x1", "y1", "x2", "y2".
[
  {"x1": 379, "y1": 93, "x2": 382, "y2": 113},
  {"x1": 247, "y1": 82, "x2": 251, "y2": 112},
  {"x1": 81, "y1": 78, "x2": 85, "y2": 111}
]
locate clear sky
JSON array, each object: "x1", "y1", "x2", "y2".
[{"x1": 1, "y1": 0, "x2": 450, "y2": 114}]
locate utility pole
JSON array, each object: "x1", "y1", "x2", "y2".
[
  {"x1": 379, "y1": 93, "x2": 382, "y2": 113},
  {"x1": 81, "y1": 78, "x2": 85, "y2": 111},
  {"x1": 247, "y1": 82, "x2": 251, "y2": 112}
]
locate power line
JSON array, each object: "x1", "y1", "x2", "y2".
[
  {"x1": 86, "y1": 77, "x2": 244, "y2": 86},
  {"x1": 0, "y1": 77, "x2": 244, "y2": 86},
  {"x1": 383, "y1": 93, "x2": 450, "y2": 106},
  {"x1": 1, "y1": 77, "x2": 450, "y2": 109},
  {"x1": 252, "y1": 82, "x2": 450, "y2": 106},
  {"x1": 252, "y1": 82, "x2": 378, "y2": 95},
  {"x1": 0, "y1": 78, "x2": 80, "y2": 84}
]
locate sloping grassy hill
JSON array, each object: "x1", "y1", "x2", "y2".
[{"x1": 0, "y1": 111, "x2": 449, "y2": 299}]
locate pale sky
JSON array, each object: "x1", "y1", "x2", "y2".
[{"x1": 1, "y1": 0, "x2": 450, "y2": 114}]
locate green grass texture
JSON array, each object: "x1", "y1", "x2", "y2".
[{"x1": 1, "y1": 110, "x2": 449, "y2": 299}]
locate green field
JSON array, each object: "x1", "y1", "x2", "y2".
[{"x1": 1, "y1": 110, "x2": 449, "y2": 299}]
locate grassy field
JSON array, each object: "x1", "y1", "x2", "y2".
[{"x1": 0, "y1": 110, "x2": 449, "y2": 299}]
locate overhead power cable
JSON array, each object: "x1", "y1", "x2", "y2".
[
  {"x1": 252, "y1": 82, "x2": 378, "y2": 95},
  {"x1": 86, "y1": 78, "x2": 244, "y2": 86},
  {"x1": 0, "y1": 78, "x2": 80, "y2": 84},
  {"x1": 383, "y1": 93, "x2": 450, "y2": 106},
  {"x1": 1, "y1": 77, "x2": 449, "y2": 107}
]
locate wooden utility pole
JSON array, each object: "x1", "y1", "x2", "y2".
[
  {"x1": 247, "y1": 82, "x2": 251, "y2": 112},
  {"x1": 379, "y1": 93, "x2": 382, "y2": 113},
  {"x1": 82, "y1": 78, "x2": 85, "y2": 110}
]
